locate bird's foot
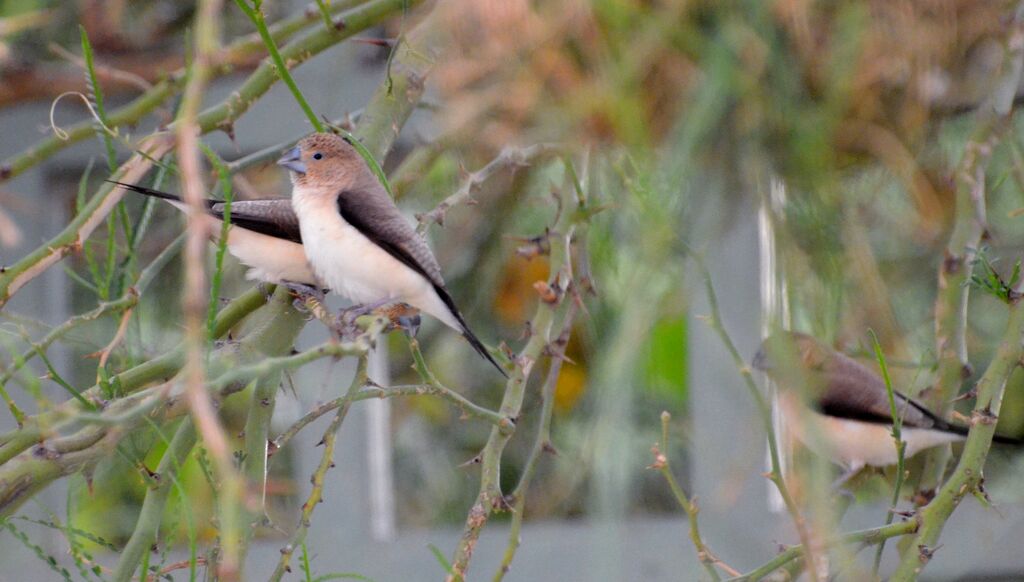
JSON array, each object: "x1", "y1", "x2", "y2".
[
  {"x1": 283, "y1": 281, "x2": 330, "y2": 316},
  {"x1": 333, "y1": 298, "x2": 395, "y2": 339},
  {"x1": 380, "y1": 303, "x2": 421, "y2": 338},
  {"x1": 282, "y1": 281, "x2": 326, "y2": 303}
]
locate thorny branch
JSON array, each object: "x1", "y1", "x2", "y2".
[
  {"x1": 446, "y1": 161, "x2": 586, "y2": 581},
  {"x1": 650, "y1": 411, "x2": 737, "y2": 581},
  {"x1": 417, "y1": 143, "x2": 562, "y2": 233}
]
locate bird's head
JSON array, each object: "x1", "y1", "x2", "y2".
[
  {"x1": 277, "y1": 132, "x2": 368, "y2": 189},
  {"x1": 752, "y1": 331, "x2": 831, "y2": 374}
]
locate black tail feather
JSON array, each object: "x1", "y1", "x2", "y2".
[
  {"x1": 433, "y1": 284, "x2": 508, "y2": 378},
  {"x1": 107, "y1": 180, "x2": 214, "y2": 208}
]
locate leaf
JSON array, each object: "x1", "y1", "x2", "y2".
[
  {"x1": 79, "y1": 26, "x2": 117, "y2": 172},
  {"x1": 426, "y1": 544, "x2": 458, "y2": 579}
]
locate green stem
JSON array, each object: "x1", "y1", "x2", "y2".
[
  {"x1": 268, "y1": 358, "x2": 369, "y2": 582},
  {"x1": 493, "y1": 306, "x2": 575, "y2": 581},
  {"x1": 890, "y1": 296, "x2": 1024, "y2": 580},
  {"x1": 447, "y1": 172, "x2": 579, "y2": 582},
  {"x1": 868, "y1": 330, "x2": 906, "y2": 575},
  {"x1": 233, "y1": 0, "x2": 325, "y2": 132},
  {"x1": 728, "y1": 520, "x2": 919, "y2": 582},
  {"x1": 696, "y1": 256, "x2": 817, "y2": 577}
]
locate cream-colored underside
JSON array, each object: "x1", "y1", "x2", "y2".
[
  {"x1": 291, "y1": 186, "x2": 459, "y2": 330},
  {"x1": 779, "y1": 392, "x2": 964, "y2": 470},
  {"x1": 167, "y1": 202, "x2": 318, "y2": 286}
]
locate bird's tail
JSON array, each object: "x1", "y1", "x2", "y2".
[
  {"x1": 107, "y1": 180, "x2": 213, "y2": 210},
  {"x1": 433, "y1": 285, "x2": 508, "y2": 378}
]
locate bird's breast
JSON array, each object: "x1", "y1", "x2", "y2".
[{"x1": 291, "y1": 189, "x2": 430, "y2": 304}]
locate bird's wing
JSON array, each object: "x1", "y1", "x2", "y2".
[
  {"x1": 334, "y1": 186, "x2": 507, "y2": 377},
  {"x1": 109, "y1": 180, "x2": 302, "y2": 244},
  {"x1": 815, "y1": 352, "x2": 938, "y2": 429},
  {"x1": 334, "y1": 188, "x2": 444, "y2": 287},
  {"x1": 209, "y1": 199, "x2": 302, "y2": 244}
]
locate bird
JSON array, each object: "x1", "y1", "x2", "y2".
[
  {"x1": 751, "y1": 331, "x2": 1019, "y2": 477},
  {"x1": 278, "y1": 132, "x2": 506, "y2": 377},
  {"x1": 108, "y1": 180, "x2": 318, "y2": 287}
]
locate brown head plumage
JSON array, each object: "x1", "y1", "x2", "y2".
[{"x1": 277, "y1": 132, "x2": 374, "y2": 190}]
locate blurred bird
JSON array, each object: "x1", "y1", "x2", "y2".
[
  {"x1": 278, "y1": 132, "x2": 505, "y2": 377},
  {"x1": 752, "y1": 331, "x2": 1019, "y2": 477},
  {"x1": 108, "y1": 180, "x2": 317, "y2": 287}
]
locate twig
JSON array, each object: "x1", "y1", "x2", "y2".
[
  {"x1": 890, "y1": 286, "x2": 1024, "y2": 579},
  {"x1": 921, "y1": 3, "x2": 1024, "y2": 489},
  {"x1": 175, "y1": 1, "x2": 244, "y2": 579},
  {"x1": 271, "y1": 382, "x2": 508, "y2": 456},
  {"x1": 447, "y1": 159, "x2": 579, "y2": 581},
  {"x1": 416, "y1": 143, "x2": 561, "y2": 233},
  {"x1": 727, "y1": 520, "x2": 919, "y2": 582},
  {"x1": 695, "y1": 255, "x2": 819, "y2": 581},
  {"x1": 493, "y1": 302, "x2": 576, "y2": 581},
  {"x1": 48, "y1": 43, "x2": 154, "y2": 92},
  {"x1": 0, "y1": 332, "x2": 380, "y2": 518},
  {"x1": 268, "y1": 358, "x2": 369, "y2": 581},
  {"x1": 651, "y1": 411, "x2": 737, "y2": 581},
  {"x1": 90, "y1": 304, "x2": 134, "y2": 369}
]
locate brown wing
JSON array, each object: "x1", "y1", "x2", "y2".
[
  {"x1": 210, "y1": 199, "x2": 302, "y2": 244},
  {"x1": 110, "y1": 180, "x2": 302, "y2": 244},
  {"x1": 334, "y1": 186, "x2": 507, "y2": 377},
  {"x1": 816, "y1": 351, "x2": 938, "y2": 429},
  {"x1": 334, "y1": 186, "x2": 444, "y2": 287}
]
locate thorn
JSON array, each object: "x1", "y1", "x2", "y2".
[
  {"x1": 949, "y1": 387, "x2": 977, "y2": 403},
  {"x1": 918, "y1": 544, "x2": 939, "y2": 563},
  {"x1": 542, "y1": 441, "x2": 558, "y2": 456},
  {"x1": 533, "y1": 281, "x2": 558, "y2": 304},
  {"x1": 971, "y1": 406, "x2": 998, "y2": 426},
  {"x1": 459, "y1": 454, "x2": 482, "y2": 468},
  {"x1": 0, "y1": 165, "x2": 11, "y2": 180}
]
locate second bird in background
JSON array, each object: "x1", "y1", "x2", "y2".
[{"x1": 752, "y1": 331, "x2": 1019, "y2": 482}]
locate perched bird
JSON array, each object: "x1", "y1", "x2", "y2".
[
  {"x1": 108, "y1": 180, "x2": 318, "y2": 287},
  {"x1": 752, "y1": 331, "x2": 1019, "y2": 475},
  {"x1": 278, "y1": 133, "x2": 506, "y2": 376}
]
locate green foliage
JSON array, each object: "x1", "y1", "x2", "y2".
[
  {"x1": 969, "y1": 250, "x2": 1023, "y2": 305},
  {"x1": 3, "y1": 520, "x2": 74, "y2": 581}
]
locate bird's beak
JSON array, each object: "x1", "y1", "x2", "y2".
[
  {"x1": 277, "y1": 147, "x2": 307, "y2": 174},
  {"x1": 751, "y1": 348, "x2": 772, "y2": 371}
]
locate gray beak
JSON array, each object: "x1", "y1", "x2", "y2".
[
  {"x1": 751, "y1": 348, "x2": 771, "y2": 371},
  {"x1": 277, "y1": 146, "x2": 307, "y2": 174}
]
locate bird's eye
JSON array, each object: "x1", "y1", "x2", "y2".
[{"x1": 313, "y1": 152, "x2": 323, "y2": 160}]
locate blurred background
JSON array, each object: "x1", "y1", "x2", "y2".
[{"x1": 2, "y1": 0, "x2": 1024, "y2": 580}]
